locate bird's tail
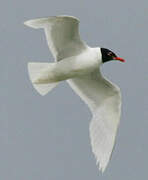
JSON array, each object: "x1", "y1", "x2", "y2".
[{"x1": 28, "y1": 62, "x2": 59, "y2": 96}]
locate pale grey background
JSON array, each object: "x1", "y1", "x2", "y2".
[{"x1": 1, "y1": 0, "x2": 147, "y2": 179}]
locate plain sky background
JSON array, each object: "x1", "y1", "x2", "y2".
[{"x1": 1, "y1": 0, "x2": 147, "y2": 179}]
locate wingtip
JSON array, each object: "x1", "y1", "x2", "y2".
[
  {"x1": 96, "y1": 160, "x2": 107, "y2": 173},
  {"x1": 98, "y1": 164, "x2": 106, "y2": 173},
  {"x1": 24, "y1": 20, "x2": 29, "y2": 27},
  {"x1": 24, "y1": 19, "x2": 39, "y2": 29}
]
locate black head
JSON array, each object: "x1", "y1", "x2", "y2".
[{"x1": 101, "y1": 48, "x2": 125, "y2": 63}]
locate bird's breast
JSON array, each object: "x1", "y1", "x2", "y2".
[{"x1": 76, "y1": 47, "x2": 101, "y2": 72}]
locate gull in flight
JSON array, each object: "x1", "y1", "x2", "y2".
[{"x1": 24, "y1": 15, "x2": 125, "y2": 172}]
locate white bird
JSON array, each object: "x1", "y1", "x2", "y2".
[{"x1": 24, "y1": 15, "x2": 125, "y2": 173}]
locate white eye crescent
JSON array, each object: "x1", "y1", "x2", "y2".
[{"x1": 107, "y1": 52, "x2": 112, "y2": 56}]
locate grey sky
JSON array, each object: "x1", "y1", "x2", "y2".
[{"x1": 1, "y1": 0, "x2": 147, "y2": 179}]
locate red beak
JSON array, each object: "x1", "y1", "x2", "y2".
[{"x1": 113, "y1": 57, "x2": 125, "y2": 62}]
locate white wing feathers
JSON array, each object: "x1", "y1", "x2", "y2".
[
  {"x1": 68, "y1": 71, "x2": 121, "y2": 172},
  {"x1": 24, "y1": 16, "x2": 88, "y2": 61},
  {"x1": 25, "y1": 16, "x2": 122, "y2": 172},
  {"x1": 90, "y1": 91, "x2": 121, "y2": 172}
]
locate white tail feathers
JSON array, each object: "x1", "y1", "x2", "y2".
[{"x1": 28, "y1": 62, "x2": 58, "y2": 96}]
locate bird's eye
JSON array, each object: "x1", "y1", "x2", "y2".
[{"x1": 107, "y1": 52, "x2": 112, "y2": 56}]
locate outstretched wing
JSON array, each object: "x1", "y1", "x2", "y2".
[
  {"x1": 24, "y1": 15, "x2": 88, "y2": 61},
  {"x1": 67, "y1": 70, "x2": 121, "y2": 172}
]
